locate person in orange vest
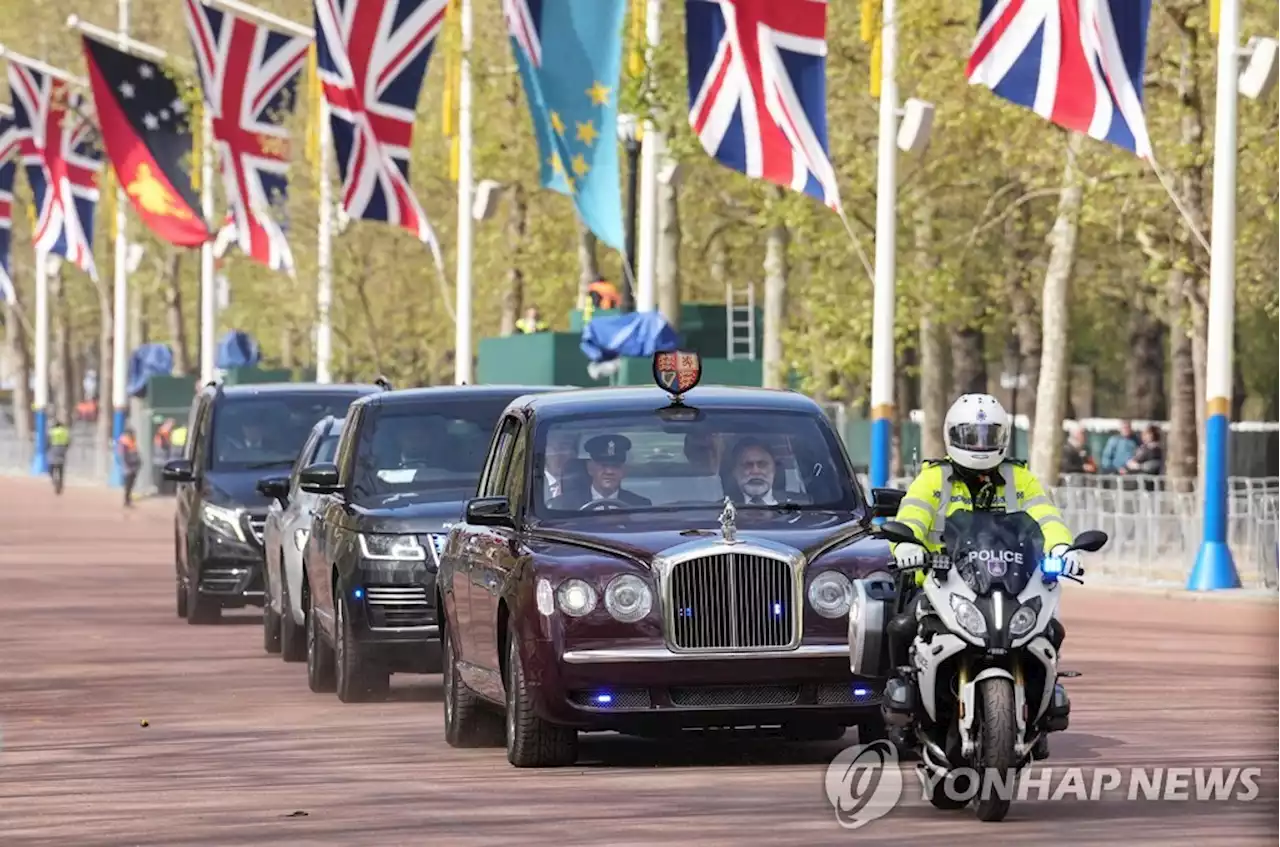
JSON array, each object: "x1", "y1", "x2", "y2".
[
  {"x1": 582, "y1": 278, "x2": 621, "y2": 324},
  {"x1": 117, "y1": 427, "x2": 142, "y2": 508}
]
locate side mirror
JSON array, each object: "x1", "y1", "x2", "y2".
[
  {"x1": 873, "y1": 520, "x2": 919, "y2": 547},
  {"x1": 257, "y1": 475, "x2": 290, "y2": 505},
  {"x1": 870, "y1": 487, "x2": 906, "y2": 519},
  {"x1": 162, "y1": 459, "x2": 194, "y2": 483},
  {"x1": 1070, "y1": 530, "x2": 1108, "y2": 553},
  {"x1": 465, "y1": 496, "x2": 513, "y2": 528},
  {"x1": 298, "y1": 462, "x2": 341, "y2": 495}
]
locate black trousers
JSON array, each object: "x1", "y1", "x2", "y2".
[
  {"x1": 123, "y1": 470, "x2": 138, "y2": 505},
  {"x1": 886, "y1": 588, "x2": 1066, "y2": 672},
  {"x1": 49, "y1": 463, "x2": 65, "y2": 494}
]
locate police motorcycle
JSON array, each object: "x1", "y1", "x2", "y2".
[{"x1": 849, "y1": 511, "x2": 1107, "y2": 822}]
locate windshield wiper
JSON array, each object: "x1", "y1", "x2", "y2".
[{"x1": 243, "y1": 459, "x2": 296, "y2": 469}]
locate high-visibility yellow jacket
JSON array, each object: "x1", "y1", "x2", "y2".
[
  {"x1": 48, "y1": 426, "x2": 70, "y2": 447},
  {"x1": 893, "y1": 459, "x2": 1072, "y2": 582},
  {"x1": 171, "y1": 426, "x2": 188, "y2": 448}
]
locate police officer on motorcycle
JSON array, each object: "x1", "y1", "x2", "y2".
[{"x1": 883, "y1": 394, "x2": 1083, "y2": 752}]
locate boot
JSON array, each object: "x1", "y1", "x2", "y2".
[{"x1": 880, "y1": 668, "x2": 918, "y2": 726}]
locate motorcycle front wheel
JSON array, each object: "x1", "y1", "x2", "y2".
[{"x1": 974, "y1": 677, "x2": 1017, "y2": 822}]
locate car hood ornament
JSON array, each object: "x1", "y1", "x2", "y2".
[{"x1": 719, "y1": 497, "x2": 738, "y2": 544}]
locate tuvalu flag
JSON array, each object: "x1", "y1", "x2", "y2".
[{"x1": 81, "y1": 35, "x2": 211, "y2": 247}]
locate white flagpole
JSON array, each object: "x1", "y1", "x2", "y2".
[
  {"x1": 31, "y1": 249, "x2": 50, "y2": 475},
  {"x1": 454, "y1": 0, "x2": 474, "y2": 385},
  {"x1": 108, "y1": 0, "x2": 131, "y2": 487},
  {"x1": 315, "y1": 94, "x2": 334, "y2": 384},
  {"x1": 634, "y1": 0, "x2": 661, "y2": 313},
  {"x1": 199, "y1": 105, "x2": 216, "y2": 384},
  {"x1": 868, "y1": 0, "x2": 898, "y2": 490}
]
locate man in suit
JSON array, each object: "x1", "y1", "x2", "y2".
[
  {"x1": 550, "y1": 434, "x2": 651, "y2": 509},
  {"x1": 727, "y1": 437, "x2": 808, "y2": 506},
  {"x1": 543, "y1": 429, "x2": 587, "y2": 502}
]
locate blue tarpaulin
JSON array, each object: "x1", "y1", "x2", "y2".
[
  {"x1": 127, "y1": 344, "x2": 175, "y2": 397},
  {"x1": 216, "y1": 330, "x2": 261, "y2": 369},
  {"x1": 579, "y1": 312, "x2": 678, "y2": 363}
]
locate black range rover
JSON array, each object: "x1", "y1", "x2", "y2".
[
  {"x1": 163, "y1": 382, "x2": 382, "y2": 624},
  {"x1": 298, "y1": 385, "x2": 562, "y2": 702}
]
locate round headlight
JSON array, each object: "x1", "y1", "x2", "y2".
[
  {"x1": 950, "y1": 595, "x2": 988, "y2": 639},
  {"x1": 808, "y1": 571, "x2": 853, "y2": 619},
  {"x1": 1009, "y1": 603, "x2": 1039, "y2": 638},
  {"x1": 557, "y1": 579, "x2": 598, "y2": 617},
  {"x1": 604, "y1": 574, "x2": 652, "y2": 623}
]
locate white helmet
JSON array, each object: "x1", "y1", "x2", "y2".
[{"x1": 944, "y1": 394, "x2": 1010, "y2": 472}]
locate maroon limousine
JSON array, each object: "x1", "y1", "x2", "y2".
[{"x1": 436, "y1": 352, "x2": 902, "y2": 767}]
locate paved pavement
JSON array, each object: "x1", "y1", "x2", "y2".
[{"x1": 0, "y1": 480, "x2": 1276, "y2": 845}]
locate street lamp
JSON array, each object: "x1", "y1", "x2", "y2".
[{"x1": 617, "y1": 112, "x2": 640, "y2": 313}]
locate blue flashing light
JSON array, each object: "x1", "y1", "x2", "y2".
[
  {"x1": 679, "y1": 607, "x2": 693, "y2": 617},
  {"x1": 1041, "y1": 556, "x2": 1064, "y2": 579},
  {"x1": 853, "y1": 686, "x2": 870, "y2": 698},
  {"x1": 594, "y1": 693, "x2": 613, "y2": 705},
  {"x1": 772, "y1": 602, "x2": 784, "y2": 617},
  {"x1": 353, "y1": 587, "x2": 365, "y2": 599}
]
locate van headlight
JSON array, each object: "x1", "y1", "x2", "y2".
[
  {"x1": 202, "y1": 503, "x2": 245, "y2": 542},
  {"x1": 604, "y1": 574, "x2": 652, "y2": 623},
  {"x1": 1009, "y1": 598, "x2": 1042, "y2": 638},
  {"x1": 950, "y1": 595, "x2": 987, "y2": 639},
  {"x1": 358, "y1": 533, "x2": 426, "y2": 561},
  {"x1": 557, "y1": 579, "x2": 597, "y2": 617},
  {"x1": 808, "y1": 571, "x2": 853, "y2": 619}
]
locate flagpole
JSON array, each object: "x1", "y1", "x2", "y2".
[
  {"x1": 1188, "y1": 0, "x2": 1241, "y2": 591},
  {"x1": 634, "y1": 0, "x2": 661, "y2": 313},
  {"x1": 868, "y1": 0, "x2": 897, "y2": 490},
  {"x1": 454, "y1": 0, "x2": 473, "y2": 385},
  {"x1": 315, "y1": 94, "x2": 333, "y2": 384},
  {"x1": 0, "y1": 47, "x2": 89, "y2": 88},
  {"x1": 106, "y1": 0, "x2": 131, "y2": 488},
  {"x1": 199, "y1": 104, "x2": 216, "y2": 384},
  {"x1": 30, "y1": 249, "x2": 49, "y2": 475}
]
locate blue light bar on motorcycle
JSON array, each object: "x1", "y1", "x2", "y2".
[{"x1": 1041, "y1": 556, "x2": 1065, "y2": 580}]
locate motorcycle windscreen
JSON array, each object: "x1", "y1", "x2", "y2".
[{"x1": 943, "y1": 511, "x2": 1046, "y2": 596}]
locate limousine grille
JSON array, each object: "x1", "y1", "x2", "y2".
[
  {"x1": 245, "y1": 514, "x2": 266, "y2": 547},
  {"x1": 364, "y1": 585, "x2": 435, "y2": 630},
  {"x1": 667, "y1": 552, "x2": 795, "y2": 651}
]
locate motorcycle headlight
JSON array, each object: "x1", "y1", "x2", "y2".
[
  {"x1": 808, "y1": 571, "x2": 853, "y2": 619},
  {"x1": 950, "y1": 594, "x2": 987, "y2": 639},
  {"x1": 358, "y1": 533, "x2": 426, "y2": 561},
  {"x1": 557, "y1": 579, "x2": 597, "y2": 617},
  {"x1": 202, "y1": 503, "x2": 245, "y2": 542},
  {"x1": 604, "y1": 574, "x2": 652, "y2": 623},
  {"x1": 293, "y1": 528, "x2": 310, "y2": 552},
  {"x1": 1009, "y1": 599, "x2": 1042, "y2": 638}
]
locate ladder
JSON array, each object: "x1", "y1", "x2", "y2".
[{"x1": 725, "y1": 282, "x2": 757, "y2": 361}]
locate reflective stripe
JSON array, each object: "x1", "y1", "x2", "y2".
[
  {"x1": 900, "y1": 497, "x2": 935, "y2": 514},
  {"x1": 1036, "y1": 515, "x2": 1069, "y2": 533},
  {"x1": 1022, "y1": 494, "x2": 1055, "y2": 511},
  {"x1": 1001, "y1": 463, "x2": 1020, "y2": 511},
  {"x1": 899, "y1": 517, "x2": 928, "y2": 536},
  {"x1": 934, "y1": 464, "x2": 953, "y2": 538}
]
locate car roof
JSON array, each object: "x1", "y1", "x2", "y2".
[
  {"x1": 207, "y1": 382, "x2": 382, "y2": 399},
  {"x1": 518, "y1": 385, "x2": 824, "y2": 420},
  {"x1": 350, "y1": 384, "x2": 567, "y2": 410}
]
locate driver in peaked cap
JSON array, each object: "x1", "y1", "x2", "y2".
[{"x1": 548, "y1": 434, "x2": 652, "y2": 509}]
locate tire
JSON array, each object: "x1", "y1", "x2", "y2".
[
  {"x1": 335, "y1": 592, "x2": 389, "y2": 703},
  {"x1": 306, "y1": 589, "x2": 336, "y2": 693},
  {"x1": 504, "y1": 630, "x2": 577, "y2": 767},
  {"x1": 176, "y1": 578, "x2": 188, "y2": 619},
  {"x1": 442, "y1": 619, "x2": 504, "y2": 748},
  {"x1": 974, "y1": 677, "x2": 1017, "y2": 822},
  {"x1": 280, "y1": 578, "x2": 306, "y2": 663},
  {"x1": 185, "y1": 571, "x2": 221, "y2": 625}
]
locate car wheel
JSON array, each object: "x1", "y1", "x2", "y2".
[
  {"x1": 186, "y1": 571, "x2": 221, "y2": 625},
  {"x1": 262, "y1": 569, "x2": 282, "y2": 654},
  {"x1": 335, "y1": 592, "x2": 389, "y2": 703},
  {"x1": 176, "y1": 577, "x2": 188, "y2": 619},
  {"x1": 442, "y1": 619, "x2": 504, "y2": 748},
  {"x1": 306, "y1": 590, "x2": 335, "y2": 693},
  {"x1": 504, "y1": 630, "x2": 577, "y2": 767},
  {"x1": 280, "y1": 578, "x2": 306, "y2": 663}
]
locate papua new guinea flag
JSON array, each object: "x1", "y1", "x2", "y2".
[{"x1": 81, "y1": 34, "x2": 212, "y2": 246}]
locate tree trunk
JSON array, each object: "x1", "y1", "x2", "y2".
[
  {"x1": 892, "y1": 344, "x2": 916, "y2": 476},
  {"x1": 1029, "y1": 133, "x2": 1085, "y2": 480},
  {"x1": 499, "y1": 182, "x2": 528, "y2": 337},
  {"x1": 762, "y1": 201, "x2": 789, "y2": 390},
  {"x1": 6, "y1": 301, "x2": 31, "y2": 443},
  {"x1": 656, "y1": 168, "x2": 681, "y2": 330},
  {"x1": 913, "y1": 200, "x2": 947, "y2": 462},
  {"x1": 1125, "y1": 301, "x2": 1166, "y2": 419},
  {"x1": 50, "y1": 266, "x2": 73, "y2": 423},
  {"x1": 951, "y1": 327, "x2": 986, "y2": 395},
  {"x1": 576, "y1": 224, "x2": 600, "y2": 309},
  {"x1": 161, "y1": 250, "x2": 189, "y2": 374},
  {"x1": 1166, "y1": 270, "x2": 1198, "y2": 480}
]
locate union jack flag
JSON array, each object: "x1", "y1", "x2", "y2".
[
  {"x1": 685, "y1": 0, "x2": 841, "y2": 210},
  {"x1": 315, "y1": 0, "x2": 445, "y2": 263},
  {"x1": 967, "y1": 0, "x2": 1153, "y2": 157},
  {"x1": 7, "y1": 64, "x2": 102, "y2": 281},
  {"x1": 504, "y1": 0, "x2": 541, "y2": 67},
  {"x1": 184, "y1": 0, "x2": 309, "y2": 272},
  {"x1": 0, "y1": 114, "x2": 19, "y2": 302}
]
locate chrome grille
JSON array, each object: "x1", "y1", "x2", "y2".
[
  {"x1": 200, "y1": 566, "x2": 248, "y2": 594},
  {"x1": 245, "y1": 515, "x2": 266, "y2": 546},
  {"x1": 570, "y1": 689, "x2": 652, "y2": 709},
  {"x1": 668, "y1": 552, "x2": 795, "y2": 651},
  {"x1": 365, "y1": 586, "x2": 434, "y2": 630}
]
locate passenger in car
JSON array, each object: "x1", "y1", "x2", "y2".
[{"x1": 724, "y1": 437, "x2": 811, "y2": 506}]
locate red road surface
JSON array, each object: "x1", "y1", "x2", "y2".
[{"x1": 0, "y1": 480, "x2": 1276, "y2": 845}]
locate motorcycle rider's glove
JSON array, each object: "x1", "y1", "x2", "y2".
[
  {"x1": 893, "y1": 542, "x2": 926, "y2": 570},
  {"x1": 1050, "y1": 544, "x2": 1084, "y2": 577}
]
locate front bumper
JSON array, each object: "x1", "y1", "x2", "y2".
[
  {"x1": 196, "y1": 530, "x2": 265, "y2": 607},
  {"x1": 523, "y1": 637, "x2": 882, "y2": 731},
  {"x1": 337, "y1": 564, "x2": 441, "y2": 673}
]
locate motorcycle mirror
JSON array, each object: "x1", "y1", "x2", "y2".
[
  {"x1": 874, "y1": 520, "x2": 920, "y2": 547},
  {"x1": 1070, "y1": 529, "x2": 1108, "y2": 553}
]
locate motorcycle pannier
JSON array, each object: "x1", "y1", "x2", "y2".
[{"x1": 848, "y1": 573, "x2": 896, "y2": 678}]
